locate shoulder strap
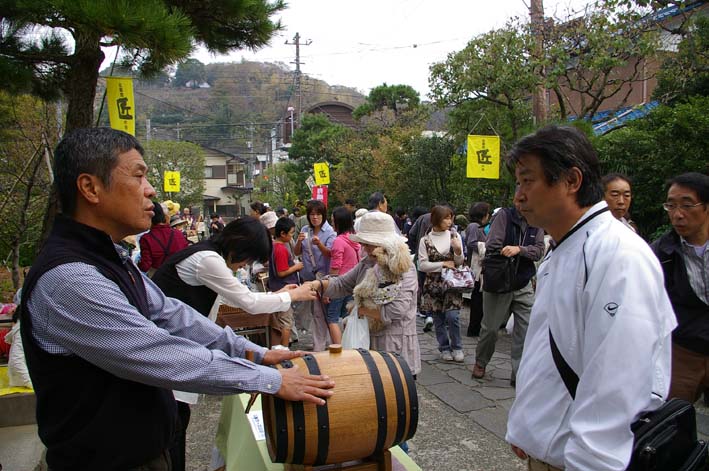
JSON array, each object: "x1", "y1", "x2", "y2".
[
  {"x1": 147, "y1": 230, "x2": 174, "y2": 255},
  {"x1": 549, "y1": 328, "x2": 579, "y2": 399}
]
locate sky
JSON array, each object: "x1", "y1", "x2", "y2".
[{"x1": 191, "y1": 0, "x2": 592, "y2": 98}]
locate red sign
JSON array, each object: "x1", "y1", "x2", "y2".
[{"x1": 311, "y1": 185, "x2": 328, "y2": 206}]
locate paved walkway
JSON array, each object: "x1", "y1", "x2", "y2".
[
  {"x1": 406, "y1": 307, "x2": 525, "y2": 470},
  {"x1": 6, "y1": 302, "x2": 709, "y2": 471}
]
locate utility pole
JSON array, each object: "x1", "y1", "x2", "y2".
[
  {"x1": 285, "y1": 32, "x2": 312, "y2": 128},
  {"x1": 530, "y1": 0, "x2": 548, "y2": 125}
]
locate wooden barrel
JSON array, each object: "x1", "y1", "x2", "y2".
[{"x1": 262, "y1": 347, "x2": 418, "y2": 466}]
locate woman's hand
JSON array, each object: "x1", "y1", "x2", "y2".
[
  {"x1": 450, "y1": 234, "x2": 463, "y2": 254},
  {"x1": 297, "y1": 232, "x2": 306, "y2": 244},
  {"x1": 311, "y1": 235, "x2": 321, "y2": 247},
  {"x1": 442, "y1": 260, "x2": 456, "y2": 269},
  {"x1": 282, "y1": 283, "x2": 318, "y2": 302}
]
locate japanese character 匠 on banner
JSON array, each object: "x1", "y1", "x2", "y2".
[
  {"x1": 467, "y1": 135, "x2": 500, "y2": 179},
  {"x1": 313, "y1": 162, "x2": 330, "y2": 185},
  {"x1": 164, "y1": 171, "x2": 180, "y2": 192},
  {"x1": 106, "y1": 77, "x2": 135, "y2": 136}
]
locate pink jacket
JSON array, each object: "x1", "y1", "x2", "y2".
[{"x1": 329, "y1": 233, "x2": 361, "y2": 275}]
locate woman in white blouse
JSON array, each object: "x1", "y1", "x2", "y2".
[{"x1": 153, "y1": 216, "x2": 316, "y2": 319}]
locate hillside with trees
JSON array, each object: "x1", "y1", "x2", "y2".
[{"x1": 96, "y1": 60, "x2": 366, "y2": 156}]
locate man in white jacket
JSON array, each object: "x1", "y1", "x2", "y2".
[{"x1": 504, "y1": 126, "x2": 677, "y2": 470}]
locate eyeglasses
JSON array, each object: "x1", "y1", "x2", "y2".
[{"x1": 662, "y1": 202, "x2": 705, "y2": 212}]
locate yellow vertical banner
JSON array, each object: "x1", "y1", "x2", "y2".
[
  {"x1": 106, "y1": 77, "x2": 135, "y2": 136},
  {"x1": 467, "y1": 135, "x2": 500, "y2": 179},
  {"x1": 313, "y1": 162, "x2": 330, "y2": 185},
  {"x1": 164, "y1": 171, "x2": 180, "y2": 192}
]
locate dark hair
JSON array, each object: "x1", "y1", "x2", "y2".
[
  {"x1": 275, "y1": 206, "x2": 286, "y2": 217},
  {"x1": 332, "y1": 206, "x2": 354, "y2": 235},
  {"x1": 411, "y1": 206, "x2": 427, "y2": 222},
  {"x1": 151, "y1": 201, "x2": 166, "y2": 226},
  {"x1": 367, "y1": 191, "x2": 386, "y2": 210},
  {"x1": 602, "y1": 173, "x2": 632, "y2": 190},
  {"x1": 468, "y1": 202, "x2": 491, "y2": 224},
  {"x1": 54, "y1": 127, "x2": 144, "y2": 216},
  {"x1": 507, "y1": 125, "x2": 603, "y2": 207},
  {"x1": 213, "y1": 216, "x2": 271, "y2": 264},
  {"x1": 274, "y1": 217, "x2": 295, "y2": 238},
  {"x1": 345, "y1": 198, "x2": 356, "y2": 206},
  {"x1": 306, "y1": 200, "x2": 328, "y2": 228},
  {"x1": 667, "y1": 172, "x2": 709, "y2": 204},
  {"x1": 250, "y1": 201, "x2": 266, "y2": 215},
  {"x1": 211, "y1": 213, "x2": 219, "y2": 219},
  {"x1": 395, "y1": 207, "x2": 407, "y2": 218},
  {"x1": 430, "y1": 205, "x2": 454, "y2": 227}
]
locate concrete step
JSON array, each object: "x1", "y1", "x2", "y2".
[{"x1": 0, "y1": 424, "x2": 45, "y2": 471}]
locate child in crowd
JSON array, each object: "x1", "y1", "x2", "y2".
[{"x1": 268, "y1": 218, "x2": 303, "y2": 348}]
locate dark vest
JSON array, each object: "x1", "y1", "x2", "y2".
[
  {"x1": 152, "y1": 240, "x2": 220, "y2": 316},
  {"x1": 502, "y1": 208, "x2": 541, "y2": 290},
  {"x1": 652, "y1": 230, "x2": 709, "y2": 355},
  {"x1": 20, "y1": 216, "x2": 176, "y2": 471}
]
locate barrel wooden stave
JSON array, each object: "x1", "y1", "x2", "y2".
[{"x1": 263, "y1": 349, "x2": 417, "y2": 466}]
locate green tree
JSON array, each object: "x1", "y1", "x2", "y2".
[
  {"x1": 429, "y1": 22, "x2": 536, "y2": 141},
  {"x1": 1, "y1": 0, "x2": 285, "y2": 130},
  {"x1": 143, "y1": 140, "x2": 206, "y2": 206},
  {"x1": 544, "y1": 2, "x2": 659, "y2": 120},
  {"x1": 353, "y1": 83, "x2": 421, "y2": 121},
  {"x1": 174, "y1": 58, "x2": 207, "y2": 88},
  {"x1": 0, "y1": 92, "x2": 57, "y2": 285},
  {"x1": 288, "y1": 113, "x2": 351, "y2": 201},
  {"x1": 253, "y1": 163, "x2": 300, "y2": 209},
  {"x1": 654, "y1": 14, "x2": 709, "y2": 102},
  {"x1": 595, "y1": 96, "x2": 709, "y2": 239}
]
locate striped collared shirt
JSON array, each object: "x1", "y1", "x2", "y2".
[
  {"x1": 680, "y1": 238, "x2": 709, "y2": 305},
  {"x1": 26, "y1": 244, "x2": 281, "y2": 395}
]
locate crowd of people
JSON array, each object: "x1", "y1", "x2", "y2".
[{"x1": 3, "y1": 125, "x2": 707, "y2": 471}]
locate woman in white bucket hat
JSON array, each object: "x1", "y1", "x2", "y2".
[{"x1": 311, "y1": 211, "x2": 421, "y2": 377}]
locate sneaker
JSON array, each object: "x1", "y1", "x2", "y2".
[
  {"x1": 423, "y1": 316, "x2": 433, "y2": 332},
  {"x1": 452, "y1": 350, "x2": 465, "y2": 363},
  {"x1": 440, "y1": 350, "x2": 453, "y2": 361},
  {"x1": 416, "y1": 311, "x2": 426, "y2": 318}
]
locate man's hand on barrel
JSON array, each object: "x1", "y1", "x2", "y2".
[
  {"x1": 262, "y1": 349, "x2": 307, "y2": 365},
  {"x1": 275, "y1": 364, "x2": 335, "y2": 405}
]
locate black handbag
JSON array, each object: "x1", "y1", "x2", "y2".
[
  {"x1": 549, "y1": 329, "x2": 707, "y2": 471},
  {"x1": 481, "y1": 253, "x2": 519, "y2": 293}
]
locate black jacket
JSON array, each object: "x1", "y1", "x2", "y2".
[
  {"x1": 486, "y1": 207, "x2": 545, "y2": 290},
  {"x1": 652, "y1": 230, "x2": 709, "y2": 355},
  {"x1": 20, "y1": 216, "x2": 176, "y2": 470},
  {"x1": 152, "y1": 240, "x2": 221, "y2": 316}
]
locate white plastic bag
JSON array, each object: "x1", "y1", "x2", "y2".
[
  {"x1": 341, "y1": 305, "x2": 370, "y2": 350},
  {"x1": 505, "y1": 314, "x2": 514, "y2": 336}
]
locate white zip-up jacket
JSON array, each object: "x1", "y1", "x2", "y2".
[{"x1": 506, "y1": 201, "x2": 677, "y2": 470}]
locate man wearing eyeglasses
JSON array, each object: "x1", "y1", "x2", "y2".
[{"x1": 652, "y1": 172, "x2": 709, "y2": 403}]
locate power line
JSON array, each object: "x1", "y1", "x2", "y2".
[{"x1": 134, "y1": 90, "x2": 215, "y2": 120}]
